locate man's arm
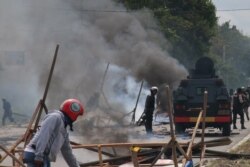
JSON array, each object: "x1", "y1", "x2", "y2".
[
  {"x1": 239, "y1": 94, "x2": 244, "y2": 104},
  {"x1": 61, "y1": 134, "x2": 79, "y2": 167},
  {"x1": 34, "y1": 115, "x2": 59, "y2": 161}
]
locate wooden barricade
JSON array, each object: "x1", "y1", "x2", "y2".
[{"x1": 0, "y1": 45, "x2": 59, "y2": 166}]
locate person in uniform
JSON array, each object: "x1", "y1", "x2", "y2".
[
  {"x1": 144, "y1": 86, "x2": 158, "y2": 135},
  {"x1": 232, "y1": 88, "x2": 246, "y2": 129}
]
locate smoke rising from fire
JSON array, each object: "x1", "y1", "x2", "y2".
[
  {"x1": 0, "y1": 2, "x2": 191, "y2": 164},
  {"x1": 0, "y1": 0, "x2": 188, "y2": 142},
  {"x1": 0, "y1": 0, "x2": 187, "y2": 110}
]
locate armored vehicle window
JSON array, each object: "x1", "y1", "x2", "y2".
[{"x1": 197, "y1": 87, "x2": 206, "y2": 95}]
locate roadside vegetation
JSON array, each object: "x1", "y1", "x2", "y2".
[
  {"x1": 119, "y1": 0, "x2": 250, "y2": 88},
  {"x1": 206, "y1": 139, "x2": 250, "y2": 167}
]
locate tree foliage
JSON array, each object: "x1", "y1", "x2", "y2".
[
  {"x1": 119, "y1": 0, "x2": 250, "y2": 88},
  {"x1": 121, "y1": 0, "x2": 217, "y2": 68},
  {"x1": 209, "y1": 22, "x2": 250, "y2": 88}
]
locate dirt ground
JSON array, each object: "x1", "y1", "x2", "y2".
[{"x1": 0, "y1": 124, "x2": 27, "y2": 145}]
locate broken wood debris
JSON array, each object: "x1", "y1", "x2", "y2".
[
  {"x1": 0, "y1": 56, "x2": 245, "y2": 167},
  {"x1": 0, "y1": 45, "x2": 60, "y2": 167}
]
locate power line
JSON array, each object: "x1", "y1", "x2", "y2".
[
  {"x1": 20, "y1": 3, "x2": 250, "y2": 14},
  {"x1": 75, "y1": 8, "x2": 250, "y2": 13},
  {"x1": 73, "y1": 8, "x2": 250, "y2": 13},
  {"x1": 217, "y1": 8, "x2": 250, "y2": 12}
]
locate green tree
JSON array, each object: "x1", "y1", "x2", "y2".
[
  {"x1": 209, "y1": 22, "x2": 250, "y2": 88},
  {"x1": 121, "y1": 0, "x2": 217, "y2": 68}
]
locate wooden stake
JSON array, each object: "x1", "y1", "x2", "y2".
[
  {"x1": 100, "y1": 62, "x2": 110, "y2": 92},
  {"x1": 130, "y1": 147, "x2": 140, "y2": 167},
  {"x1": 33, "y1": 44, "x2": 60, "y2": 130},
  {"x1": 149, "y1": 85, "x2": 180, "y2": 167},
  {"x1": 98, "y1": 145, "x2": 103, "y2": 167},
  {"x1": 200, "y1": 91, "x2": 208, "y2": 167},
  {"x1": 183, "y1": 111, "x2": 203, "y2": 166},
  {"x1": 201, "y1": 91, "x2": 208, "y2": 148},
  {"x1": 166, "y1": 86, "x2": 178, "y2": 167},
  {"x1": 0, "y1": 45, "x2": 60, "y2": 164},
  {"x1": 0, "y1": 145, "x2": 25, "y2": 167},
  {"x1": 131, "y1": 80, "x2": 144, "y2": 124}
]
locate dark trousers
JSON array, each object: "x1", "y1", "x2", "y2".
[
  {"x1": 23, "y1": 151, "x2": 50, "y2": 167},
  {"x1": 2, "y1": 112, "x2": 14, "y2": 126},
  {"x1": 243, "y1": 106, "x2": 249, "y2": 120},
  {"x1": 144, "y1": 109, "x2": 153, "y2": 134},
  {"x1": 233, "y1": 109, "x2": 244, "y2": 125}
]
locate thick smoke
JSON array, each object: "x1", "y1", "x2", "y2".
[
  {"x1": 0, "y1": 0, "x2": 188, "y2": 143},
  {"x1": 0, "y1": 1, "x2": 190, "y2": 163},
  {"x1": 0, "y1": 0, "x2": 187, "y2": 108}
]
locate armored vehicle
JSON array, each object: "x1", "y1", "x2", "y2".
[{"x1": 173, "y1": 57, "x2": 231, "y2": 136}]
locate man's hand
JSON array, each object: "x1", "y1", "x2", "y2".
[{"x1": 34, "y1": 160, "x2": 44, "y2": 167}]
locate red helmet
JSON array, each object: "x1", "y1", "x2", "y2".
[{"x1": 60, "y1": 99, "x2": 84, "y2": 122}]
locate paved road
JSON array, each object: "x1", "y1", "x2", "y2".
[
  {"x1": 130, "y1": 109, "x2": 250, "y2": 166},
  {"x1": 1, "y1": 111, "x2": 250, "y2": 166}
]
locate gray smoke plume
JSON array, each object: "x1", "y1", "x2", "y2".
[{"x1": 0, "y1": 0, "x2": 188, "y2": 144}]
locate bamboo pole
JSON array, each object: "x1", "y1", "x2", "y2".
[
  {"x1": 0, "y1": 145, "x2": 25, "y2": 167},
  {"x1": 98, "y1": 145, "x2": 103, "y2": 167},
  {"x1": 33, "y1": 44, "x2": 60, "y2": 130},
  {"x1": 71, "y1": 137, "x2": 230, "y2": 150},
  {"x1": 100, "y1": 63, "x2": 110, "y2": 92},
  {"x1": 131, "y1": 80, "x2": 144, "y2": 124},
  {"x1": 200, "y1": 91, "x2": 208, "y2": 167},
  {"x1": 192, "y1": 137, "x2": 231, "y2": 149},
  {"x1": 130, "y1": 147, "x2": 140, "y2": 167},
  {"x1": 183, "y1": 111, "x2": 203, "y2": 166},
  {"x1": 98, "y1": 62, "x2": 111, "y2": 111},
  {"x1": 175, "y1": 142, "x2": 189, "y2": 160},
  {"x1": 149, "y1": 85, "x2": 180, "y2": 167},
  {"x1": 70, "y1": 141, "x2": 116, "y2": 157},
  {"x1": 145, "y1": 139, "x2": 172, "y2": 167},
  {"x1": 0, "y1": 134, "x2": 23, "y2": 162},
  {"x1": 79, "y1": 150, "x2": 159, "y2": 167},
  {"x1": 23, "y1": 100, "x2": 42, "y2": 143},
  {"x1": 200, "y1": 145, "x2": 206, "y2": 167},
  {"x1": 0, "y1": 45, "x2": 60, "y2": 164},
  {"x1": 72, "y1": 141, "x2": 175, "y2": 149},
  {"x1": 166, "y1": 85, "x2": 178, "y2": 167},
  {"x1": 24, "y1": 45, "x2": 59, "y2": 146},
  {"x1": 187, "y1": 112, "x2": 203, "y2": 155},
  {"x1": 201, "y1": 91, "x2": 208, "y2": 147}
]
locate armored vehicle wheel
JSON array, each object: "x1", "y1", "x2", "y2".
[
  {"x1": 222, "y1": 124, "x2": 231, "y2": 136},
  {"x1": 175, "y1": 124, "x2": 186, "y2": 134}
]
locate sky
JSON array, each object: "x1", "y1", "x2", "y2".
[{"x1": 213, "y1": 0, "x2": 250, "y2": 36}]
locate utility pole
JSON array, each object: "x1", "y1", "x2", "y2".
[
  {"x1": 223, "y1": 45, "x2": 226, "y2": 63},
  {"x1": 222, "y1": 45, "x2": 228, "y2": 86}
]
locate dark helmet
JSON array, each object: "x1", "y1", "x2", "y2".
[
  {"x1": 150, "y1": 86, "x2": 158, "y2": 94},
  {"x1": 237, "y1": 87, "x2": 243, "y2": 93}
]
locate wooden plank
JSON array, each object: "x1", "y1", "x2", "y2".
[{"x1": 0, "y1": 145, "x2": 25, "y2": 167}]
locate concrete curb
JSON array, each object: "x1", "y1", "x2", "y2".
[{"x1": 227, "y1": 132, "x2": 250, "y2": 152}]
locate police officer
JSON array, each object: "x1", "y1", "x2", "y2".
[
  {"x1": 232, "y1": 88, "x2": 246, "y2": 129},
  {"x1": 242, "y1": 86, "x2": 250, "y2": 121},
  {"x1": 144, "y1": 86, "x2": 158, "y2": 135}
]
